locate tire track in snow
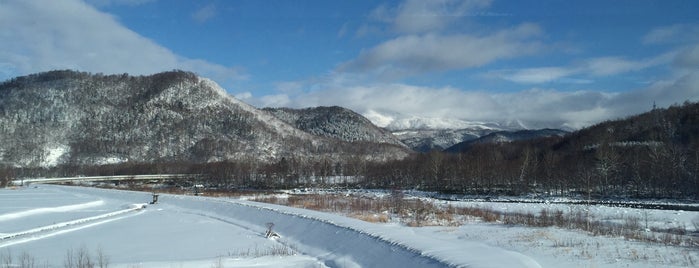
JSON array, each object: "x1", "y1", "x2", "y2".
[
  {"x1": 0, "y1": 204, "x2": 147, "y2": 248},
  {"x1": 0, "y1": 200, "x2": 105, "y2": 222}
]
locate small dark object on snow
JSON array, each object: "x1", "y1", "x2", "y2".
[
  {"x1": 150, "y1": 193, "x2": 159, "y2": 204},
  {"x1": 265, "y1": 222, "x2": 280, "y2": 239}
]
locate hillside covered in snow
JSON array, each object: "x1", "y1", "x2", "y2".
[
  {"x1": 264, "y1": 106, "x2": 405, "y2": 147},
  {"x1": 0, "y1": 70, "x2": 409, "y2": 168}
]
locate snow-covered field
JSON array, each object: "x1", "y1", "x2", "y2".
[{"x1": 1, "y1": 185, "x2": 698, "y2": 267}]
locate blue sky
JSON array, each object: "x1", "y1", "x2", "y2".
[{"x1": 2, "y1": 0, "x2": 699, "y2": 129}]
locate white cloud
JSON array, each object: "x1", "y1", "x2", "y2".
[
  {"x1": 369, "y1": 0, "x2": 492, "y2": 34},
  {"x1": 337, "y1": 22, "x2": 350, "y2": 38},
  {"x1": 192, "y1": 4, "x2": 217, "y2": 24},
  {"x1": 393, "y1": 0, "x2": 491, "y2": 33},
  {"x1": 251, "y1": 65, "x2": 699, "y2": 130},
  {"x1": 643, "y1": 24, "x2": 699, "y2": 45},
  {"x1": 340, "y1": 23, "x2": 543, "y2": 79},
  {"x1": 363, "y1": 110, "x2": 397, "y2": 128},
  {"x1": 344, "y1": 0, "x2": 529, "y2": 80},
  {"x1": 259, "y1": 0, "x2": 699, "y2": 130},
  {"x1": 582, "y1": 54, "x2": 673, "y2": 76},
  {"x1": 488, "y1": 52, "x2": 676, "y2": 85},
  {"x1": 0, "y1": 0, "x2": 244, "y2": 86},
  {"x1": 354, "y1": 24, "x2": 382, "y2": 38},
  {"x1": 583, "y1": 57, "x2": 640, "y2": 76},
  {"x1": 241, "y1": 0, "x2": 699, "y2": 130},
  {"x1": 490, "y1": 67, "x2": 578, "y2": 84},
  {"x1": 234, "y1": 92, "x2": 253, "y2": 101},
  {"x1": 607, "y1": 70, "x2": 699, "y2": 116},
  {"x1": 86, "y1": 0, "x2": 156, "y2": 6},
  {"x1": 179, "y1": 58, "x2": 247, "y2": 85},
  {"x1": 259, "y1": 94, "x2": 292, "y2": 108},
  {"x1": 674, "y1": 44, "x2": 699, "y2": 69}
]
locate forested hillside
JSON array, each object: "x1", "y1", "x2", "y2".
[
  {"x1": 364, "y1": 102, "x2": 699, "y2": 199},
  {"x1": 0, "y1": 70, "x2": 409, "y2": 169},
  {"x1": 264, "y1": 106, "x2": 405, "y2": 146}
]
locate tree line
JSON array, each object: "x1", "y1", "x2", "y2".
[{"x1": 3, "y1": 102, "x2": 699, "y2": 200}]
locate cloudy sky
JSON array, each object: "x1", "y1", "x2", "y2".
[{"x1": 2, "y1": 0, "x2": 699, "y2": 130}]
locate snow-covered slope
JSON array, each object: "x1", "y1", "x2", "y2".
[
  {"x1": 202, "y1": 78, "x2": 313, "y2": 140},
  {"x1": 5, "y1": 185, "x2": 696, "y2": 267},
  {"x1": 0, "y1": 185, "x2": 540, "y2": 267},
  {"x1": 264, "y1": 106, "x2": 406, "y2": 147}
]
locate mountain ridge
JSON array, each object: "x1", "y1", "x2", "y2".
[
  {"x1": 0, "y1": 70, "x2": 409, "y2": 168},
  {"x1": 263, "y1": 106, "x2": 406, "y2": 147},
  {"x1": 444, "y1": 128, "x2": 569, "y2": 153}
]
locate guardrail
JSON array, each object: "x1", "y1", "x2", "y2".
[{"x1": 11, "y1": 174, "x2": 198, "y2": 186}]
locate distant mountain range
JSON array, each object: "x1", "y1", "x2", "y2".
[
  {"x1": 443, "y1": 129, "x2": 569, "y2": 153},
  {"x1": 392, "y1": 128, "x2": 493, "y2": 152},
  {"x1": 0, "y1": 70, "x2": 569, "y2": 168},
  {"x1": 391, "y1": 128, "x2": 568, "y2": 153}
]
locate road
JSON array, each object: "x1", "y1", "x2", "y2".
[{"x1": 11, "y1": 174, "x2": 197, "y2": 186}]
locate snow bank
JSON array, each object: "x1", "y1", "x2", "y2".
[
  {"x1": 0, "y1": 206, "x2": 144, "y2": 248},
  {"x1": 33, "y1": 186, "x2": 540, "y2": 267},
  {"x1": 0, "y1": 200, "x2": 104, "y2": 222}
]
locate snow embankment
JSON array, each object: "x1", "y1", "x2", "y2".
[
  {"x1": 0, "y1": 203, "x2": 146, "y2": 246},
  {"x1": 0, "y1": 200, "x2": 104, "y2": 222},
  {"x1": 57, "y1": 186, "x2": 540, "y2": 268}
]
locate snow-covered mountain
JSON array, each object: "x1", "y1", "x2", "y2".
[
  {"x1": 263, "y1": 106, "x2": 405, "y2": 147},
  {"x1": 368, "y1": 111, "x2": 572, "y2": 133},
  {"x1": 444, "y1": 129, "x2": 569, "y2": 153},
  {"x1": 375, "y1": 114, "x2": 568, "y2": 152},
  {"x1": 0, "y1": 70, "x2": 409, "y2": 167},
  {"x1": 392, "y1": 128, "x2": 496, "y2": 152}
]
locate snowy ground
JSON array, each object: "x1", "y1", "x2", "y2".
[{"x1": 1, "y1": 185, "x2": 698, "y2": 267}]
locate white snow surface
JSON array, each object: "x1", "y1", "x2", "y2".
[
  {"x1": 94, "y1": 156, "x2": 129, "y2": 165},
  {"x1": 40, "y1": 145, "x2": 69, "y2": 168},
  {"x1": 2, "y1": 185, "x2": 698, "y2": 267},
  {"x1": 0, "y1": 185, "x2": 539, "y2": 267}
]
